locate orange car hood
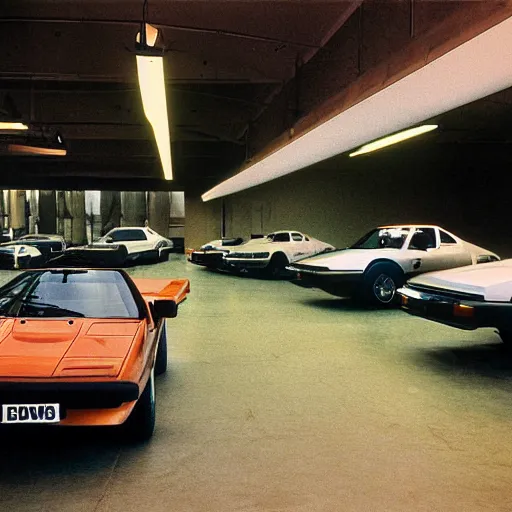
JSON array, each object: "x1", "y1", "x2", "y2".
[{"x1": 0, "y1": 317, "x2": 142, "y2": 378}]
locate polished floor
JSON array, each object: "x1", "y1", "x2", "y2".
[{"x1": 0, "y1": 257, "x2": 512, "y2": 511}]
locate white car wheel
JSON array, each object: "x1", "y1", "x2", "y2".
[{"x1": 373, "y1": 274, "x2": 396, "y2": 304}]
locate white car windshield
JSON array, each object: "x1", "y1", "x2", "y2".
[
  {"x1": 267, "y1": 233, "x2": 290, "y2": 242},
  {"x1": 351, "y1": 228, "x2": 410, "y2": 250}
]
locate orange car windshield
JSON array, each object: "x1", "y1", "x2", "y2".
[{"x1": 0, "y1": 270, "x2": 142, "y2": 319}]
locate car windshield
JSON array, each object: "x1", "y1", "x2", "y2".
[
  {"x1": 351, "y1": 228, "x2": 410, "y2": 250},
  {"x1": 267, "y1": 233, "x2": 290, "y2": 242},
  {"x1": 106, "y1": 229, "x2": 147, "y2": 242},
  {"x1": 0, "y1": 270, "x2": 142, "y2": 319}
]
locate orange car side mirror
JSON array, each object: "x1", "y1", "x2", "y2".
[{"x1": 153, "y1": 299, "x2": 178, "y2": 319}]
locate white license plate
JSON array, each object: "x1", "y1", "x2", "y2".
[{"x1": 1, "y1": 403, "x2": 60, "y2": 424}]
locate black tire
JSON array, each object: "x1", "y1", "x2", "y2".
[
  {"x1": 498, "y1": 329, "x2": 512, "y2": 347},
  {"x1": 123, "y1": 370, "x2": 156, "y2": 442},
  {"x1": 265, "y1": 252, "x2": 289, "y2": 278},
  {"x1": 154, "y1": 322, "x2": 168, "y2": 376},
  {"x1": 361, "y1": 262, "x2": 404, "y2": 307},
  {"x1": 158, "y1": 249, "x2": 169, "y2": 262}
]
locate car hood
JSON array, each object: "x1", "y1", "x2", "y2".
[
  {"x1": 407, "y1": 259, "x2": 512, "y2": 302},
  {"x1": 0, "y1": 318, "x2": 142, "y2": 378},
  {"x1": 293, "y1": 248, "x2": 401, "y2": 271}
]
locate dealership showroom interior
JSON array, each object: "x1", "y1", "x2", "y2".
[{"x1": 2, "y1": 0, "x2": 512, "y2": 511}]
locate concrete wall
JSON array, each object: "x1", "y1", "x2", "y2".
[
  {"x1": 186, "y1": 141, "x2": 512, "y2": 257},
  {"x1": 185, "y1": 197, "x2": 222, "y2": 250}
]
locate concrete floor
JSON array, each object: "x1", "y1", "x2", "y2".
[{"x1": 0, "y1": 256, "x2": 512, "y2": 511}]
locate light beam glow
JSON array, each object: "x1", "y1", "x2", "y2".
[{"x1": 349, "y1": 125, "x2": 438, "y2": 157}]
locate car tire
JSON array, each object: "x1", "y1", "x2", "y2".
[
  {"x1": 158, "y1": 249, "x2": 169, "y2": 262},
  {"x1": 123, "y1": 369, "x2": 156, "y2": 442},
  {"x1": 361, "y1": 262, "x2": 404, "y2": 307},
  {"x1": 154, "y1": 322, "x2": 168, "y2": 376},
  {"x1": 265, "y1": 252, "x2": 289, "y2": 278}
]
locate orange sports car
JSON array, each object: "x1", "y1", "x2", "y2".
[{"x1": 0, "y1": 268, "x2": 190, "y2": 441}]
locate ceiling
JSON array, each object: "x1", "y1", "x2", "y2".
[
  {"x1": 1, "y1": 0, "x2": 511, "y2": 194},
  {"x1": 0, "y1": 0, "x2": 362, "y2": 191}
]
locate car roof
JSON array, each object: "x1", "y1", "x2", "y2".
[
  {"x1": 108, "y1": 227, "x2": 147, "y2": 231},
  {"x1": 378, "y1": 224, "x2": 442, "y2": 230},
  {"x1": 20, "y1": 234, "x2": 64, "y2": 239}
]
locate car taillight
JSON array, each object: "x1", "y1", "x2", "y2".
[{"x1": 453, "y1": 304, "x2": 474, "y2": 317}]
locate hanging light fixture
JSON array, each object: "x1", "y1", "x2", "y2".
[{"x1": 135, "y1": 0, "x2": 172, "y2": 180}]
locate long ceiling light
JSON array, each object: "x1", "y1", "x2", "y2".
[
  {"x1": 0, "y1": 122, "x2": 28, "y2": 131},
  {"x1": 8, "y1": 144, "x2": 66, "y2": 156},
  {"x1": 349, "y1": 125, "x2": 438, "y2": 157},
  {"x1": 202, "y1": 15, "x2": 512, "y2": 202},
  {"x1": 135, "y1": 4, "x2": 172, "y2": 181}
]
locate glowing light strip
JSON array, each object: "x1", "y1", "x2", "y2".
[
  {"x1": 349, "y1": 125, "x2": 438, "y2": 157},
  {"x1": 0, "y1": 122, "x2": 28, "y2": 130},
  {"x1": 136, "y1": 54, "x2": 173, "y2": 180},
  {"x1": 8, "y1": 144, "x2": 66, "y2": 156},
  {"x1": 202, "y1": 15, "x2": 512, "y2": 201}
]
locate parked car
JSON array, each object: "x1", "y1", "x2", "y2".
[
  {"x1": 0, "y1": 234, "x2": 66, "y2": 269},
  {"x1": 0, "y1": 268, "x2": 190, "y2": 441},
  {"x1": 189, "y1": 237, "x2": 245, "y2": 268},
  {"x1": 287, "y1": 225, "x2": 499, "y2": 305},
  {"x1": 191, "y1": 231, "x2": 335, "y2": 276},
  {"x1": 49, "y1": 227, "x2": 173, "y2": 267},
  {"x1": 399, "y1": 259, "x2": 512, "y2": 346}
]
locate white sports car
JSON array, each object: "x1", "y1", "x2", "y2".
[
  {"x1": 287, "y1": 225, "x2": 499, "y2": 305},
  {"x1": 399, "y1": 259, "x2": 512, "y2": 346},
  {"x1": 54, "y1": 227, "x2": 173, "y2": 267},
  {"x1": 191, "y1": 231, "x2": 335, "y2": 276},
  {"x1": 0, "y1": 234, "x2": 66, "y2": 269}
]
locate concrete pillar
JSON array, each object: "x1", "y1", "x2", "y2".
[
  {"x1": 8, "y1": 190, "x2": 26, "y2": 235},
  {"x1": 148, "y1": 191, "x2": 170, "y2": 236},
  {"x1": 121, "y1": 191, "x2": 146, "y2": 227},
  {"x1": 27, "y1": 190, "x2": 39, "y2": 233},
  {"x1": 39, "y1": 190, "x2": 57, "y2": 234},
  {"x1": 100, "y1": 191, "x2": 121, "y2": 235},
  {"x1": 64, "y1": 191, "x2": 87, "y2": 245}
]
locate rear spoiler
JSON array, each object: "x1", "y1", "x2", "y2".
[{"x1": 133, "y1": 278, "x2": 190, "y2": 305}]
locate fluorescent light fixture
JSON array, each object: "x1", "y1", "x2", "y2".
[
  {"x1": 8, "y1": 144, "x2": 66, "y2": 156},
  {"x1": 0, "y1": 122, "x2": 28, "y2": 131},
  {"x1": 349, "y1": 125, "x2": 438, "y2": 157},
  {"x1": 136, "y1": 54, "x2": 172, "y2": 180},
  {"x1": 202, "y1": 15, "x2": 512, "y2": 201}
]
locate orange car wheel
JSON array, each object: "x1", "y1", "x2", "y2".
[{"x1": 123, "y1": 369, "x2": 156, "y2": 442}]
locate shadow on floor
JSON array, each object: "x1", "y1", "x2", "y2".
[{"x1": 416, "y1": 341, "x2": 512, "y2": 381}]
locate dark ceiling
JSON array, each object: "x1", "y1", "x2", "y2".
[
  {"x1": 0, "y1": 0, "x2": 362, "y2": 191},
  {"x1": 1, "y1": 1, "x2": 511, "y2": 194}
]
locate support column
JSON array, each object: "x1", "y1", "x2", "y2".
[
  {"x1": 64, "y1": 191, "x2": 87, "y2": 245},
  {"x1": 38, "y1": 191, "x2": 57, "y2": 234},
  {"x1": 8, "y1": 190, "x2": 26, "y2": 237},
  {"x1": 121, "y1": 191, "x2": 147, "y2": 227},
  {"x1": 100, "y1": 191, "x2": 121, "y2": 235},
  {"x1": 147, "y1": 191, "x2": 170, "y2": 236}
]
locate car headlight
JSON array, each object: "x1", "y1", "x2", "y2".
[{"x1": 18, "y1": 247, "x2": 26, "y2": 254}]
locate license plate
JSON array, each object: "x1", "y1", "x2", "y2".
[{"x1": 1, "y1": 403, "x2": 60, "y2": 424}]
